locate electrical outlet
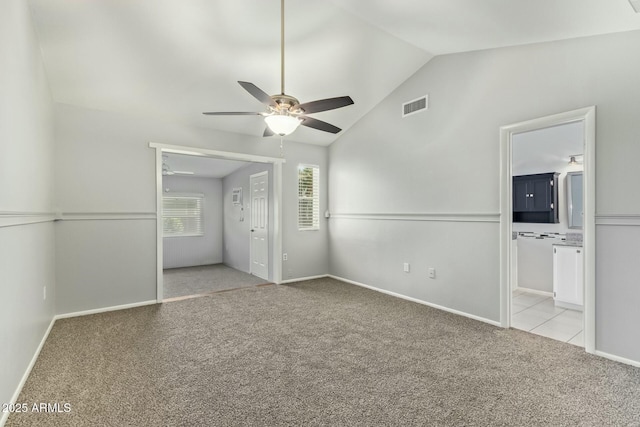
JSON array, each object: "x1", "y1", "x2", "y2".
[
  {"x1": 43, "y1": 286, "x2": 47, "y2": 300},
  {"x1": 283, "y1": 253, "x2": 288, "y2": 261},
  {"x1": 403, "y1": 262, "x2": 410, "y2": 273},
  {"x1": 428, "y1": 268, "x2": 436, "y2": 279}
]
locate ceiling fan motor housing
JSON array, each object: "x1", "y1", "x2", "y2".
[{"x1": 272, "y1": 94, "x2": 301, "y2": 114}]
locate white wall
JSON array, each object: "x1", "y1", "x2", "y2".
[
  {"x1": 329, "y1": 30, "x2": 640, "y2": 363},
  {"x1": 222, "y1": 163, "x2": 273, "y2": 276},
  {"x1": 0, "y1": 0, "x2": 56, "y2": 419},
  {"x1": 162, "y1": 176, "x2": 223, "y2": 269},
  {"x1": 53, "y1": 103, "x2": 328, "y2": 313}
]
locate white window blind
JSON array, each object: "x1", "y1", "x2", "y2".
[
  {"x1": 162, "y1": 194, "x2": 204, "y2": 237},
  {"x1": 298, "y1": 165, "x2": 319, "y2": 230}
]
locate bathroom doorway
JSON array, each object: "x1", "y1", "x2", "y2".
[{"x1": 499, "y1": 107, "x2": 596, "y2": 354}]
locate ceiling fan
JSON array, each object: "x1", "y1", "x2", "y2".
[
  {"x1": 162, "y1": 155, "x2": 194, "y2": 176},
  {"x1": 203, "y1": 0, "x2": 354, "y2": 137}
]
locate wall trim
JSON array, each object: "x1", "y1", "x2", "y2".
[
  {"x1": 0, "y1": 212, "x2": 160, "y2": 227},
  {"x1": 1, "y1": 317, "x2": 56, "y2": 427},
  {"x1": 0, "y1": 212, "x2": 55, "y2": 228},
  {"x1": 149, "y1": 142, "x2": 286, "y2": 165},
  {"x1": 279, "y1": 274, "x2": 329, "y2": 284},
  {"x1": 328, "y1": 275, "x2": 502, "y2": 327},
  {"x1": 594, "y1": 351, "x2": 640, "y2": 368},
  {"x1": 57, "y1": 212, "x2": 157, "y2": 221},
  {"x1": 329, "y1": 212, "x2": 500, "y2": 223},
  {"x1": 55, "y1": 300, "x2": 158, "y2": 320},
  {"x1": 595, "y1": 214, "x2": 640, "y2": 226}
]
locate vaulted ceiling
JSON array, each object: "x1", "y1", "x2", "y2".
[{"x1": 27, "y1": 0, "x2": 640, "y2": 146}]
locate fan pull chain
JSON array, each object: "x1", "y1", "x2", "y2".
[{"x1": 280, "y1": 136, "x2": 284, "y2": 157}]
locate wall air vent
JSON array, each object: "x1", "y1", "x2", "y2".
[
  {"x1": 402, "y1": 95, "x2": 428, "y2": 118},
  {"x1": 630, "y1": 0, "x2": 640, "y2": 12}
]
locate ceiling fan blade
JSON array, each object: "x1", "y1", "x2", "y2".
[
  {"x1": 173, "y1": 171, "x2": 195, "y2": 175},
  {"x1": 238, "y1": 81, "x2": 278, "y2": 108},
  {"x1": 203, "y1": 112, "x2": 263, "y2": 116},
  {"x1": 263, "y1": 126, "x2": 275, "y2": 137},
  {"x1": 300, "y1": 116, "x2": 342, "y2": 134},
  {"x1": 297, "y1": 96, "x2": 354, "y2": 114}
]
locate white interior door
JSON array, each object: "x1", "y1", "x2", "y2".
[{"x1": 250, "y1": 171, "x2": 269, "y2": 280}]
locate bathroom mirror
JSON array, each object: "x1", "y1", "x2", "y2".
[{"x1": 566, "y1": 171, "x2": 583, "y2": 229}]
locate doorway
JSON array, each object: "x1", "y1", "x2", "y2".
[
  {"x1": 510, "y1": 122, "x2": 584, "y2": 346},
  {"x1": 150, "y1": 143, "x2": 285, "y2": 301},
  {"x1": 499, "y1": 107, "x2": 596, "y2": 354}
]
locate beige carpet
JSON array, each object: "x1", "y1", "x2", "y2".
[
  {"x1": 7, "y1": 278, "x2": 640, "y2": 426},
  {"x1": 163, "y1": 263, "x2": 269, "y2": 299}
]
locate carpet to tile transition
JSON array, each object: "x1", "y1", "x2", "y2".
[
  {"x1": 7, "y1": 278, "x2": 640, "y2": 426},
  {"x1": 163, "y1": 263, "x2": 269, "y2": 299}
]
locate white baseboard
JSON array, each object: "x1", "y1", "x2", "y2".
[
  {"x1": 1, "y1": 317, "x2": 56, "y2": 427},
  {"x1": 55, "y1": 300, "x2": 158, "y2": 320},
  {"x1": 514, "y1": 287, "x2": 554, "y2": 298},
  {"x1": 328, "y1": 275, "x2": 501, "y2": 327},
  {"x1": 594, "y1": 350, "x2": 640, "y2": 368},
  {"x1": 279, "y1": 274, "x2": 329, "y2": 284}
]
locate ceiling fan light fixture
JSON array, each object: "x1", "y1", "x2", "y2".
[{"x1": 265, "y1": 114, "x2": 301, "y2": 136}]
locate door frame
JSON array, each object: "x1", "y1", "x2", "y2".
[
  {"x1": 149, "y1": 142, "x2": 285, "y2": 301},
  {"x1": 499, "y1": 106, "x2": 596, "y2": 354},
  {"x1": 249, "y1": 170, "x2": 269, "y2": 280}
]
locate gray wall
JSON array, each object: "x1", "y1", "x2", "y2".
[
  {"x1": 0, "y1": 0, "x2": 56, "y2": 415},
  {"x1": 53, "y1": 102, "x2": 328, "y2": 314},
  {"x1": 162, "y1": 176, "x2": 223, "y2": 269},
  {"x1": 516, "y1": 237, "x2": 556, "y2": 293},
  {"x1": 55, "y1": 220, "x2": 157, "y2": 314},
  {"x1": 329, "y1": 30, "x2": 640, "y2": 363},
  {"x1": 222, "y1": 163, "x2": 273, "y2": 276},
  {"x1": 281, "y1": 148, "x2": 329, "y2": 280}
]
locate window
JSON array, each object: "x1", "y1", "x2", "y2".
[
  {"x1": 298, "y1": 165, "x2": 319, "y2": 230},
  {"x1": 162, "y1": 194, "x2": 204, "y2": 237}
]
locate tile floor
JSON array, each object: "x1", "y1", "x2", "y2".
[{"x1": 512, "y1": 289, "x2": 583, "y2": 347}]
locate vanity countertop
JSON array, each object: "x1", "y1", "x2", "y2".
[{"x1": 553, "y1": 241, "x2": 583, "y2": 247}]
